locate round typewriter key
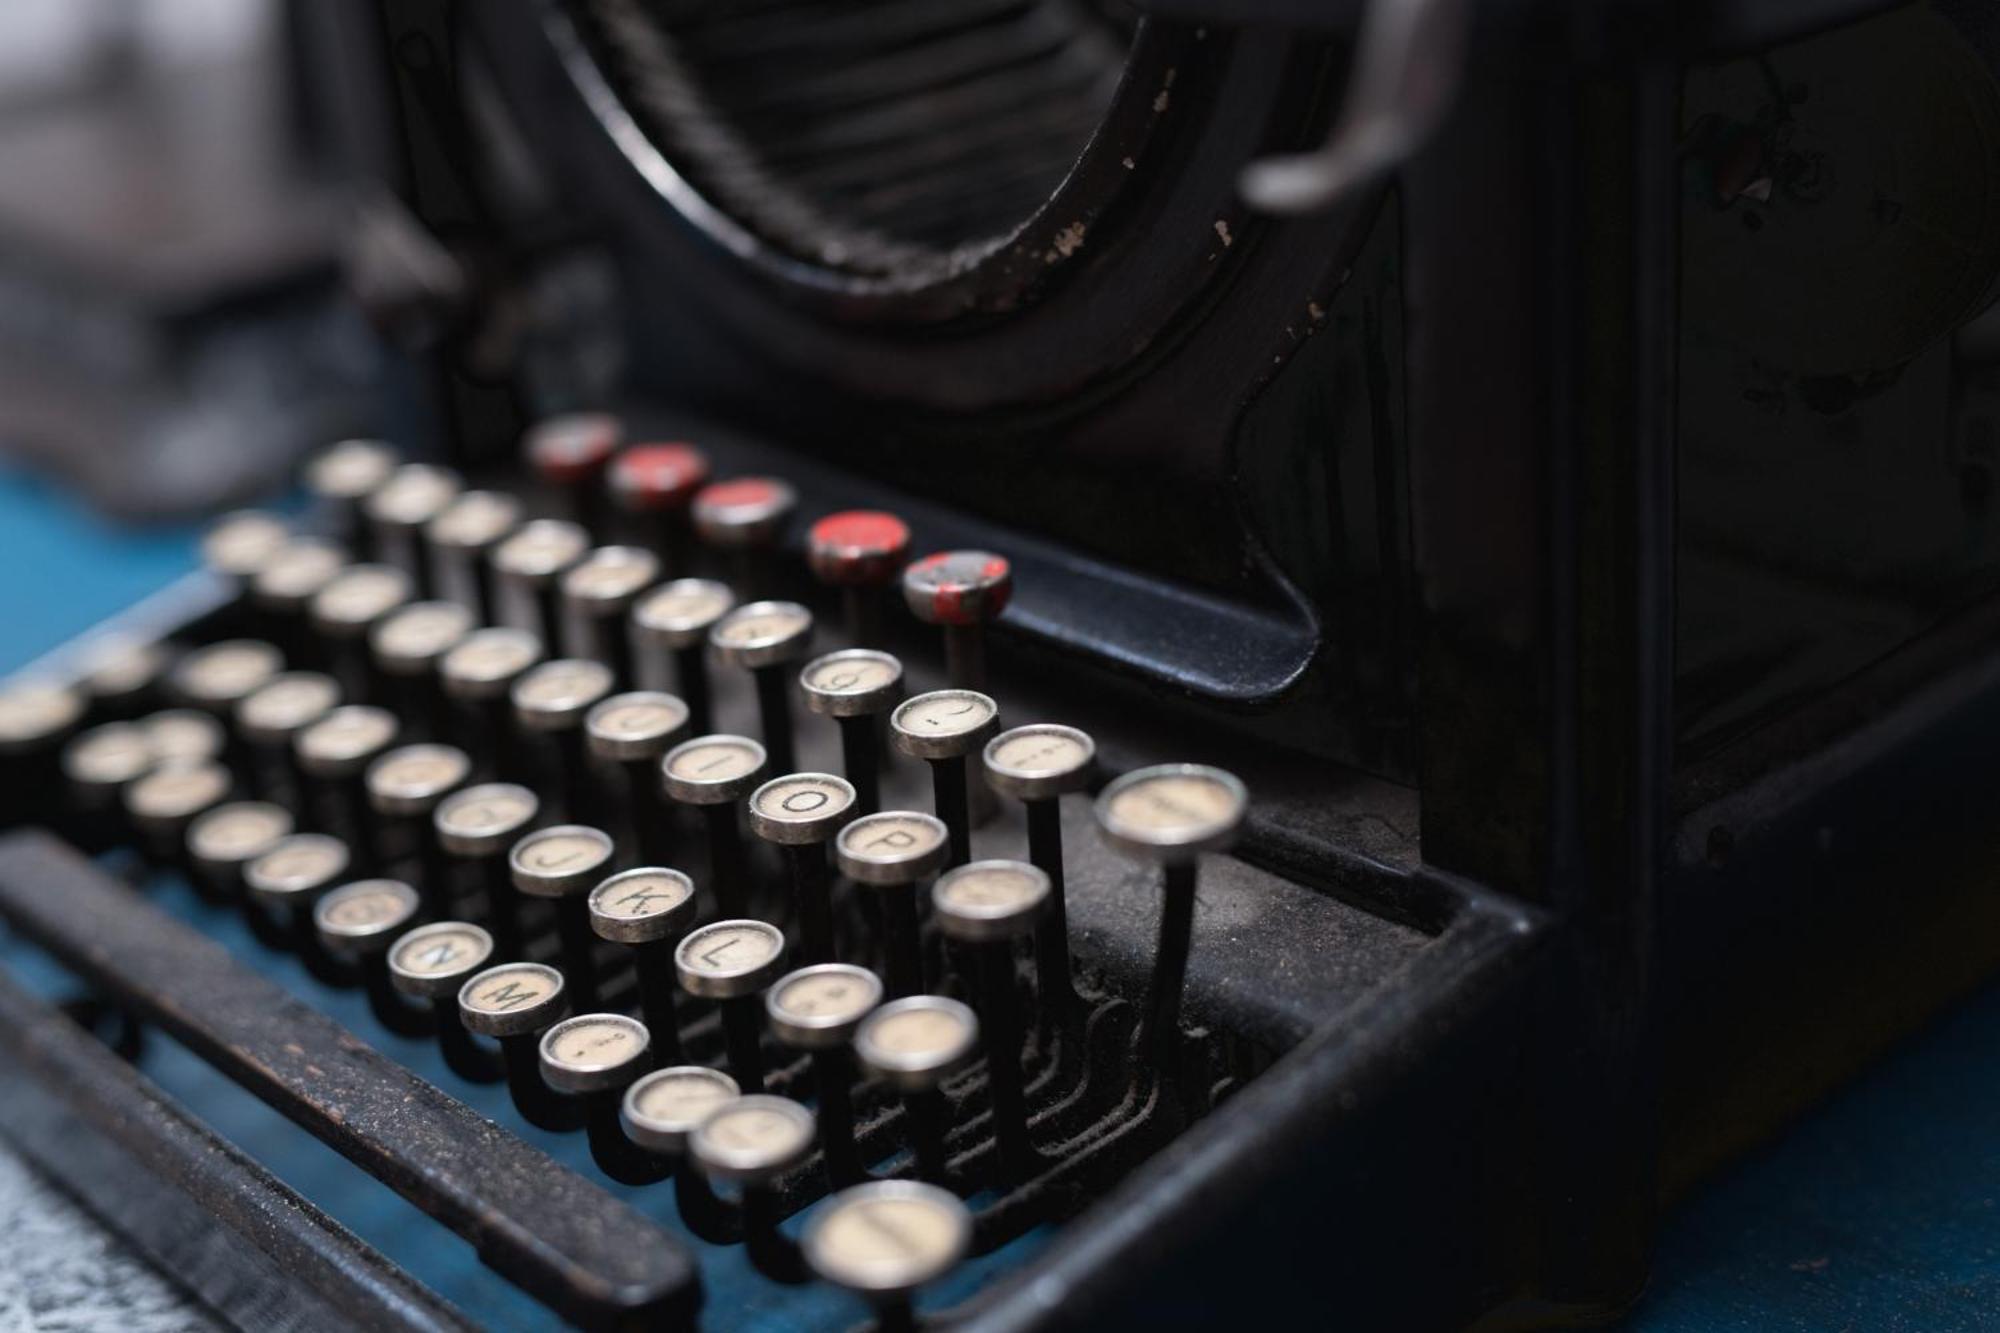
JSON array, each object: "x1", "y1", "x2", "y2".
[
  {"x1": 711, "y1": 600, "x2": 814, "y2": 774},
  {"x1": 435, "y1": 781, "x2": 540, "y2": 855},
  {"x1": 770, "y1": 962, "x2": 882, "y2": 1186},
  {"x1": 694, "y1": 477, "x2": 797, "y2": 550},
  {"x1": 246, "y1": 831, "x2": 352, "y2": 954},
  {"x1": 589, "y1": 866, "x2": 698, "y2": 944},
  {"x1": 661, "y1": 734, "x2": 766, "y2": 918},
  {"x1": 439, "y1": 626, "x2": 543, "y2": 780},
  {"x1": 245, "y1": 831, "x2": 353, "y2": 962},
  {"x1": 803, "y1": 1180, "x2": 971, "y2": 1308},
  {"x1": 693, "y1": 476, "x2": 796, "y2": 596},
  {"x1": 855, "y1": 995, "x2": 978, "y2": 1092},
  {"x1": 186, "y1": 801, "x2": 294, "y2": 900},
  {"x1": 296, "y1": 705, "x2": 399, "y2": 868},
  {"x1": 139, "y1": 709, "x2": 226, "y2": 765},
  {"x1": 427, "y1": 489, "x2": 521, "y2": 623},
  {"x1": 62, "y1": 722, "x2": 156, "y2": 811},
  {"x1": 692, "y1": 1094, "x2": 818, "y2": 1280},
  {"x1": 677, "y1": 918, "x2": 787, "y2": 1091},
  {"x1": 562, "y1": 546, "x2": 658, "y2": 689},
  {"x1": 1095, "y1": 763, "x2": 1246, "y2": 1080},
  {"x1": 367, "y1": 743, "x2": 471, "y2": 914},
  {"x1": 540, "y1": 1012, "x2": 650, "y2": 1094},
  {"x1": 492, "y1": 519, "x2": 590, "y2": 658},
  {"x1": 0, "y1": 678, "x2": 84, "y2": 823},
  {"x1": 459, "y1": 960, "x2": 568, "y2": 1037},
  {"x1": 768, "y1": 962, "x2": 882, "y2": 1050},
  {"x1": 371, "y1": 600, "x2": 472, "y2": 729},
  {"x1": 315, "y1": 877, "x2": 420, "y2": 951},
  {"x1": 237, "y1": 671, "x2": 341, "y2": 745},
  {"x1": 251, "y1": 539, "x2": 347, "y2": 659},
  {"x1": 749, "y1": 773, "x2": 856, "y2": 964},
  {"x1": 296, "y1": 705, "x2": 399, "y2": 778},
  {"x1": 510, "y1": 824, "x2": 617, "y2": 896},
  {"x1": 525, "y1": 412, "x2": 620, "y2": 532},
  {"x1": 253, "y1": 538, "x2": 347, "y2": 614},
  {"x1": 173, "y1": 641, "x2": 283, "y2": 774},
  {"x1": 200, "y1": 510, "x2": 289, "y2": 599},
  {"x1": 389, "y1": 920, "x2": 494, "y2": 997},
  {"x1": 372, "y1": 599, "x2": 475, "y2": 675},
  {"x1": 81, "y1": 636, "x2": 172, "y2": 717},
  {"x1": 748, "y1": 772, "x2": 857, "y2": 845},
  {"x1": 985, "y1": 724, "x2": 1093, "y2": 1023},
  {"x1": 513, "y1": 658, "x2": 615, "y2": 821},
  {"x1": 170, "y1": 640, "x2": 284, "y2": 718},
  {"x1": 611, "y1": 441, "x2": 710, "y2": 515},
  {"x1": 435, "y1": 781, "x2": 540, "y2": 958},
  {"x1": 311, "y1": 563, "x2": 416, "y2": 639},
  {"x1": 460, "y1": 960, "x2": 577, "y2": 1131},
  {"x1": 690, "y1": 1093, "x2": 814, "y2": 1182},
  {"x1": 390, "y1": 920, "x2": 501, "y2": 1082},
  {"x1": 891, "y1": 691, "x2": 999, "y2": 870},
  {"x1": 984, "y1": 723, "x2": 1095, "y2": 804},
  {"x1": 541, "y1": 1015, "x2": 670, "y2": 1182},
  {"x1": 800, "y1": 649, "x2": 903, "y2": 719},
  {"x1": 611, "y1": 442, "x2": 709, "y2": 568},
  {"x1": 800, "y1": 649, "x2": 903, "y2": 815},
  {"x1": 632, "y1": 578, "x2": 733, "y2": 733},
  {"x1": 586, "y1": 691, "x2": 688, "y2": 866},
  {"x1": 439, "y1": 625, "x2": 544, "y2": 699},
  {"x1": 934, "y1": 860, "x2": 1049, "y2": 1179},
  {"x1": 512, "y1": 658, "x2": 616, "y2": 733},
  {"x1": 0, "y1": 679, "x2": 83, "y2": 755},
  {"x1": 855, "y1": 995, "x2": 978, "y2": 1184},
  {"x1": 676, "y1": 918, "x2": 788, "y2": 997},
  {"x1": 366, "y1": 462, "x2": 462, "y2": 532},
  {"x1": 808, "y1": 510, "x2": 911, "y2": 648},
  {"x1": 366, "y1": 743, "x2": 472, "y2": 817},
  {"x1": 364, "y1": 463, "x2": 460, "y2": 598},
  {"x1": 836, "y1": 811, "x2": 948, "y2": 997},
  {"x1": 1096, "y1": 763, "x2": 1247, "y2": 859},
  {"x1": 934, "y1": 859, "x2": 1049, "y2": 944},
  {"x1": 902, "y1": 550, "x2": 1011, "y2": 692},
  {"x1": 711, "y1": 599, "x2": 816, "y2": 672},
  {"x1": 60, "y1": 721, "x2": 151, "y2": 843},
  {"x1": 318, "y1": 877, "x2": 429, "y2": 1034},
  {"x1": 622, "y1": 1065, "x2": 737, "y2": 1155},
  {"x1": 306, "y1": 439, "x2": 397, "y2": 553},
  {"x1": 511, "y1": 823, "x2": 618, "y2": 1007},
  {"x1": 248, "y1": 832, "x2": 351, "y2": 899},
  {"x1": 590, "y1": 866, "x2": 697, "y2": 1059},
  {"x1": 124, "y1": 760, "x2": 231, "y2": 855},
  {"x1": 237, "y1": 671, "x2": 340, "y2": 807},
  {"x1": 311, "y1": 564, "x2": 414, "y2": 702}
]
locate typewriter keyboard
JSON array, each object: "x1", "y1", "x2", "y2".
[{"x1": 0, "y1": 423, "x2": 1423, "y2": 1330}]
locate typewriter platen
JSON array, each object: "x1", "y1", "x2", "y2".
[{"x1": 7, "y1": 0, "x2": 2000, "y2": 1328}]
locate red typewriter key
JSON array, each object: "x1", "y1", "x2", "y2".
[
  {"x1": 525, "y1": 412, "x2": 621, "y2": 533},
  {"x1": 902, "y1": 550, "x2": 1012, "y2": 691},
  {"x1": 808, "y1": 510, "x2": 910, "y2": 648},
  {"x1": 611, "y1": 442, "x2": 710, "y2": 566},
  {"x1": 693, "y1": 477, "x2": 797, "y2": 596}
]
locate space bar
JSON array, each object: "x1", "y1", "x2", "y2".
[{"x1": 0, "y1": 830, "x2": 699, "y2": 1331}]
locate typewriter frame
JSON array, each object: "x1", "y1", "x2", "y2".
[{"x1": 7, "y1": 0, "x2": 2000, "y2": 1329}]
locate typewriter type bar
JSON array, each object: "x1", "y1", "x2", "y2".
[{"x1": 0, "y1": 831, "x2": 700, "y2": 1330}]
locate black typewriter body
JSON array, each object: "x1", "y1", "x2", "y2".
[{"x1": 4, "y1": 0, "x2": 2000, "y2": 1328}]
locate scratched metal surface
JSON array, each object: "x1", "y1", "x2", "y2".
[{"x1": 1, "y1": 460, "x2": 1996, "y2": 1331}]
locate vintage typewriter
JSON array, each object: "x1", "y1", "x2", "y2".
[{"x1": 4, "y1": 0, "x2": 2000, "y2": 1327}]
